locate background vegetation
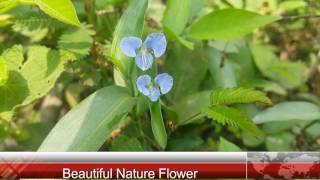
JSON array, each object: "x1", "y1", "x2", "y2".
[{"x1": 0, "y1": 0, "x2": 319, "y2": 152}]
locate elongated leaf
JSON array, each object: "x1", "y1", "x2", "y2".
[
  {"x1": 165, "y1": 44, "x2": 207, "y2": 101},
  {"x1": 38, "y1": 86, "x2": 136, "y2": 151},
  {"x1": 250, "y1": 44, "x2": 307, "y2": 89},
  {"x1": 219, "y1": 137, "x2": 241, "y2": 151},
  {"x1": 204, "y1": 106, "x2": 260, "y2": 137},
  {"x1": 189, "y1": 9, "x2": 280, "y2": 40},
  {"x1": 58, "y1": 24, "x2": 95, "y2": 60},
  {"x1": 207, "y1": 47, "x2": 236, "y2": 89},
  {"x1": 163, "y1": 0, "x2": 191, "y2": 35},
  {"x1": 211, "y1": 87, "x2": 272, "y2": 105},
  {"x1": 24, "y1": 0, "x2": 80, "y2": 26},
  {"x1": 150, "y1": 102, "x2": 167, "y2": 149},
  {"x1": 0, "y1": 45, "x2": 67, "y2": 120},
  {"x1": 253, "y1": 102, "x2": 320, "y2": 124},
  {"x1": 111, "y1": 0, "x2": 148, "y2": 84},
  {"x1": 0, "y1": 56, "x2": 7, "y2": 86}
]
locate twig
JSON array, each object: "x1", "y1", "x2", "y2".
[
  {"x1": 281, "y1": 15, "x2": 320, "y2": 20},
  {"x1": 220, "y1": 0, "x2": 235, "y2": 8}
]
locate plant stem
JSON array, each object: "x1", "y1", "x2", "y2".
[{"x1": 281, "y1": 15, "x2": 320, "y2": 20}]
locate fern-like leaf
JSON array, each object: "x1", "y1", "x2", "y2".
[
  {"x1": 211, "y1": 87, "x2": 272, "y2": 106},
  {"x1": 13, "y1": 12, "x2": 66, "y2": 31},
  {"x1": 203, "y1": 106, "x2": 260, "y2": 137},
  {"x1": 58, "y1": 24, "x2": 95, "y2": 60}
]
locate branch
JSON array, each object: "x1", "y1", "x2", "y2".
[{"x1": 281, "y1": 15, "x2": 320, "y2": 20}]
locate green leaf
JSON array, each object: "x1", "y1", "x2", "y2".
[
  {"x1": 165, "y1": 44, "x2": 207, "y2": 101},
  {"x1": 219, "y1": 137, "x2": 241, "y2": 151},
  {"x1": 278, "y1": 0, "x2": 307, "y2": 12},
  {"x1": 204, "y1": 106, "x2": 260, "y2": 137},
  {"x1": 13, "y1": 11, "x2": 66, "y2": 31},
  {"x1": 172, "y1": 91, "x2": 211, "y2": 125},
  {"x1": 211, "y1": 87, "x2": 272, "y2": 106},
  {"x1": 0, "y1": 45, "x2": 67, "y2": 120},
  {"x1": 111, "y1": 135, "x2": 143, "y2": 151},
  {"x1": 207, "y1": 47, "x2": 236, "y2": 89},
  {"x1": 242, "y1": 131, "x2": 265, "y2": 147},
  {"x1": 164, "y1": 27, "x2": 194, "y2": 50},
  {"x1": 111, "y1": 0, "x2": 148, "y2": 81},
  {"x1": 250, "y1": 44, "x2": 307, "y2": 89},
  {"x1": 163, "y1": 0, "x2": 191, "y2": 35},
  {"x1": 149, "y1": 102, "x2": 167, "y2": 149},
  {"x1": 0, "y1": 56, "x2": 7, "y2": 86},
  {"x1": 253, "y1": 102, "x2": 320, "y2": 124},
  {"x1": 23, "y1": 0, "x2": 80, "y2": 26},
  {"x1": 189, "y1": 9, "x2": 280, "y2": 40},
  {"x1": 266, "y1": 132, "x2": 295, "y2": 151},
  {"x1": 38, "y1": 86, "x2": 136, "y2": 151},
  {"x1": 58, "y1": 24, "x2": 95, "y2": 60},
  {"x1": 167, "y1": 133, "x2": 203, "y2": 151}
]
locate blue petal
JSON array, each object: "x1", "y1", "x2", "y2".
[
  {"x1": 155, "y1": 73, "x2": 173, "y2": 94},
  {"x1": 148, "y1": 88, "x2": 161, "y2": 102},
  {"x1": 120, "y1": 36, "x2": 142, "y2": 57},
  {"x1": 144, "y1": 33, "x2": 167, "y2": 58},
  {"x1": 136, "y1": 75, "x2": 151, "y2": 96},
  {"x1": 135, "y1": 51, "x2": 154, "y2": 71}
]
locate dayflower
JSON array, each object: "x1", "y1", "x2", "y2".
[
  {"x1": 120, "y1": 33, "x2": 167, "y2": 71},
  {"x1": 136, "y1": 73, "x2": 173, "y2": 102}
]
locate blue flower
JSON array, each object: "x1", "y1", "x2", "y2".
[
  {"x1": 136, "y1": 73, "x2": 173, "y2": 102},
  {"x1": 120, "y1": 33, "x2": 167, "y2": 71}
]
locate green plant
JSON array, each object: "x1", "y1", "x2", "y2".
[{"x1": 0, "y1": 0, "x2": 319, "y2": 152}]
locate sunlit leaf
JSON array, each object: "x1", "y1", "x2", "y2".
[
  {"x1": 0, "y1": 56, "x2": 7, "y2": 86},
  {"x1": 189, "y1": 9, "x2": 280, "y2": 40},
  {"x1": 0, "y1": 45, "x2": 67, "y2": 120}
]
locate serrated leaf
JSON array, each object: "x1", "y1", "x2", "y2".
[
  {"x1": 26, "y1": 0, "x2": 80, "y2": 26},
  {"x1": 219, "y1": 137, "x2": 241, "y2": 151},
  {"x1": 2, "y1": 0, "x2": 80, "y2": 26},
  {"x1": 189, "y1": 9, "x2": 280, "y2": 40},
  {"x1": 38, "y1": 86, "x2": 136, "y2": 151},
  {"x1": 204, "y1": 106, "x2": 260, "y2": 137},
  {"x1": 13, "y1": 12, "x2": 65, "y2": 31},
  {"x1": 211, "y1": 87, "x2": 272, "y2": 106},
  {"x1": 0, "y1": 45, "x2": 67, "y2": 120},
  {"x1": 0, "y1": 56, "x2": 7, "y2": 86},
  {"x1": 58, "y1": 24, "x2": 95, "y2": 60},
  {"x1": 253, "y1": 102, "x2": 320, "y2": 124}
]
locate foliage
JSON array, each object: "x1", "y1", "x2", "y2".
[
  {"x1": 0, "y1": 0, "x2": 319, "y2": 152},
  {"x1": 189, "y1": 8, "x2": 280, "y2": 40},
  {"x1": 38, "y1": 86, "x2": 136, "y2": 151},
  {"x1": 210, "y1": 87, "x2": 272, "y2": 105},
  {"x1": 58, "y1": 24, "x2": 95, "y2": 60},
  {"x1": 0, "y1": 45, "x2": 67, "y2": 120}
]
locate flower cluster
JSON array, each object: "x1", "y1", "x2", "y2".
[{"x1": 120, "y1": 33, "x2": 173, "y2": 102}]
